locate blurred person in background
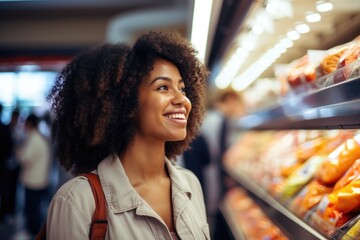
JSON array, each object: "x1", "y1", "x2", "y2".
[
  {"x1": 8, "y1": 108, "x2": 22, "y2": 145},
  {"x1": 212, "y1": 88, "x2": 247, "y2": 240},
  {"x1": 214, "y1": 88, "x2": 247, "y2": 158},
  {"x1": 0, "y1": 103, "x2": 14, "y2": 222},
  {"x1": 181, "y1": 133, "x2": 211, "y2": 195},
  {"x1": 16, "y1": 113, "x2": 52, "y2": 237},
  {"x1": 0, "y1": 108, "x2": 22, "y2": 224},
  {"x1": 44, "y1": 31, "x2": 210, "y2": 239}
]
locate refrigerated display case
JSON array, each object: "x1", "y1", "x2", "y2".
[
  {"x1": 206, "y1": 1, "x2": 360, "y2": 239},
  {"x1": 219, "y1": 69, "x2": 360, "y2": 239}
]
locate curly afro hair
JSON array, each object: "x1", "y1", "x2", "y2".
[{"x1": 48, "y1": 31, "x2": 209, "y2": 175}]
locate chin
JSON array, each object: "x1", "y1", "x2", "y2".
[{"x1": 168, "y1": 134, "x2": 187, "y2": 142}]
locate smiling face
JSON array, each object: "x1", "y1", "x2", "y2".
[{"x1": 137, "y1": 58, "x2": 192, "y2": 142}]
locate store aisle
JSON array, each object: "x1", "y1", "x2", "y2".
[
  {"x1": 0, "y1": 175, "x2": 54, "y2": 240},
  {"x1": 0, "y1": 213, "x2": 32, "y2": 240},
  {"x1": 0, "y1": 184, "x2": 33, "y2": 240}
]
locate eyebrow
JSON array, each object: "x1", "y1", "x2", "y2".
[{"x1": 149, "y1": 77, "x2": 184, "y2": 85}]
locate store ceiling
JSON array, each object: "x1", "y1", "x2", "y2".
[
  {"x1": 1, "y1": 0, "x2": 359, "y2": 85},
  {"x1": 0, "y1": 0, "x2": 192, "y2": 57},
  {"x1": 0, "y1": 0, "x2": 188, "y2": 16},
  {"x1": 209, "y1": 0, "x2": 360, "y2": 87}
]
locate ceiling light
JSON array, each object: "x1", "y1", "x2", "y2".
[
  {"x1": 251, "y1": 9, "x2": 275, "y2": 34},
  {"x1": 280, "y1": 38, "x2": 293, "y2": 48},
  {"x1": 306, "y1": 11, "x2": 321, "y2": 23},
  {"x1": 265, "y1": 0, "x2": 293, "y2": 19},
  {"x1": 241, "y1": 40, "x2": 255, "y2": 50},
  {"x1": 239, "y1": 34, "x2": 256, "y2": 50},
  {"x1": 251, "y1": 24, "x2": 263, "y2": 35},
  {"x1": 235, "y1": 47, "x2": 250, "y2": 58},
  {"x1": 266, "y1": 1, "x2": 277, "y2": 14},
  {"x1": 295, "y1": 23, "x2": 310, "y2": 33},
  {"x1": 190, "y1": 0, "x2": 214, "y2": 64},
  {"x1": 274, "y1": 43, "x2": 287, "y2": 54},
  {"x1": 17, "y1": 64, "x2": 40, "y2": 72},
  {"x1": 286, "y1": 30, "x2": 300, "y2": 40},
  {"x1": 316, "y1": 0, "x2": 334, "y2": 12}
]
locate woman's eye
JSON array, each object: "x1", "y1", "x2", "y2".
[
  {"x1": 157, "y1": 85, "x2": 168, "y2": 91},
  {"x1": 180, "y1": 87, "x2": 186, "y2": 95}
]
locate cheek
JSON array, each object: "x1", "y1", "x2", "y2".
[{"x1": 139, "y1": 98, "x2": 163, "y2": 120}]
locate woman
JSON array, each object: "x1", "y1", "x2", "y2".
[{"x1": 46, "y1": 31, "x2": 210, "y2": 239}]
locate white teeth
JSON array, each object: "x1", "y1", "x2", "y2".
[{"x1": 166, "y1": 113, "x2": 185, "y2": 119}]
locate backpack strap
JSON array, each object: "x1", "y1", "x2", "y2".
[
  {"x1": 35, "y1": 173, "x2": 108, "y2": 240},
  {"x1": 80, "y1": 173, "x2": 108, "y2": 240},
  {"x1": 35, "y1": 222, "x2": 46, "y2": 240}
]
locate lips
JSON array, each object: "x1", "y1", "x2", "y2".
[{"x1": 163, "y1": 111, "x2": 188, "y2": 127}]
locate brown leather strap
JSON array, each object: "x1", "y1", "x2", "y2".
[
  {"x1": 80, "y1": 173, "x2": 108, "y2": 240},
  {"x1": 35, "y1": 222, "x2": 46, "y2": 240}
]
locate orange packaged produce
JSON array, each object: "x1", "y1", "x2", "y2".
[
  {"x1": 289, "y1": 179, "x2": 333, "y2": 217},
  {"x1": 295, "y1": 136, "x2": 326, "y2": 163},
  {"x1": 307, "y1": 157, "x2": 360, "y2": 236},
  {"x1": 280, "y1": 130, "x2": 355, "y2": 200},
  {"x1": 334, "y1": 36, "x2": 360, "y2": 83},
  {"x1": 225, "y1": 188, "x2": 289, "y2": 240},
  {"x1": 310, "y1": 169, "x2": 360, "y2": 235},
  {"x1": 333, "y1": 158, "x2": 360, "y2": 191},
  {"x1": 317, "y1": 48, "x2": 348, "y2": 77},
  {"x1": 316, "y1": 133, "x2": 360, "y2": 185},
  {"x1": 286, "y1": 54, "x2": 317, "y2": 88}
]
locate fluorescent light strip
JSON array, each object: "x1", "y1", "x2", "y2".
[
  {"x1": 306, "y1": 12, "x2": 321, "y2": 23},
  {"x1": 217, "y1": 1, "x2": 323, "y2": 91},
  {"x1": 316, "y1": 0, "x2": 334, "y2": 12},
  {"x1": 215, "y1": 47, "x2": 249, "y2": 89},
  {"x1": 231, "y1": 39, "x2": 288, "y2": 91},
  {"x1": 190, "y1": 0, "x2": 214, "y2": 64},
  {"x1": 287, "y1": 30, "x2": 300, "y2": 40},
  {"x1": 295, "y1": 23, "x2": 310, "y2": 33}
]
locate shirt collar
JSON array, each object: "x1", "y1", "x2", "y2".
[
  {"x1": 97, "y1": 154, "x2": 139, "y2": 213},
  {"x1": 164, "y1": 159, "x2": 192, "y2": 200},
  {"x1": 97, "y1": 154, "x2": 192, "y2": 214}
]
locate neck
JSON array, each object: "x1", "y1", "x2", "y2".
[{"x1": 119, "y1": 134, "x2": 167, "y2": 185}]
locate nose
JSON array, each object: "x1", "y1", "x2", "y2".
[{"x1": 171, "y1": 89, "x2": 189, "y2": 106}]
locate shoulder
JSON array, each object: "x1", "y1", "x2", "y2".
[
  {"x1": 47, "y1": 175, "x2": 96, "y2": 237},
  {"x1": 50, "y1": 175, "x2": 95, "y2": 219},
  {"x1": 55, "y1": 175, "x2": 92, "y2": 199}
]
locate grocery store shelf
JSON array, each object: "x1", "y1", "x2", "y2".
[
  {"x1": 225, "y1": 168, "x2": 329, "y2": 240},
  {"x1": 219, "y1": 203, "x2": 246, "y2": 240},
  {"x1": 237, "y1": 76, "x2": 360, "y2": 130}
]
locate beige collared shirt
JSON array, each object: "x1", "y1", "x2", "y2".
[{"x1": 46, "y1": 154, "x2": 210, "y2": 239}]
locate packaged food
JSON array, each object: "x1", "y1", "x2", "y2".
[
  {"x1": 328, "y1": 178, "x2": 360, "y2": 214},
  {"x1": 289, "y1": 179, "x2": 333, "y2": 217},
  {"x1": 280, "y1": 155, "x2": 325, "y2": 200},
  {"x1": 226, "y1": 187, "x2": 289, "y2": 240},
  {"x1": 341, "y1": 217, "x2": 360, "y2": 240},
  {"x1": 317, "y1": 47, "x2": 348, "y2": 77},
  {"x1": 308, "y1": 157, "x2": 360, "y2": 236},
  {"x1": 316, "y1": 133, "x2": 360, "y2": 185},
  {"x1": 334, "y1": 159, "x2": 360, "y2": 191},
  {"x1": 309, "y1": 180, "x2": 360, "y2": 236},
  {"x1": 286, "y1": 55, "x2": 317, "y2": 88},
  {"x1": 334, "y1": 36, "x2": 360, "y2": 83},
  {"x1": 337, "y1": 37, "x2": 360, "y2": 70},
  {"x1": 279, "y1": 131, "x2": 354, "y2": 200},
  {"x1": 295, "y1": 137, "x2": 326, "y2": 163}
]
